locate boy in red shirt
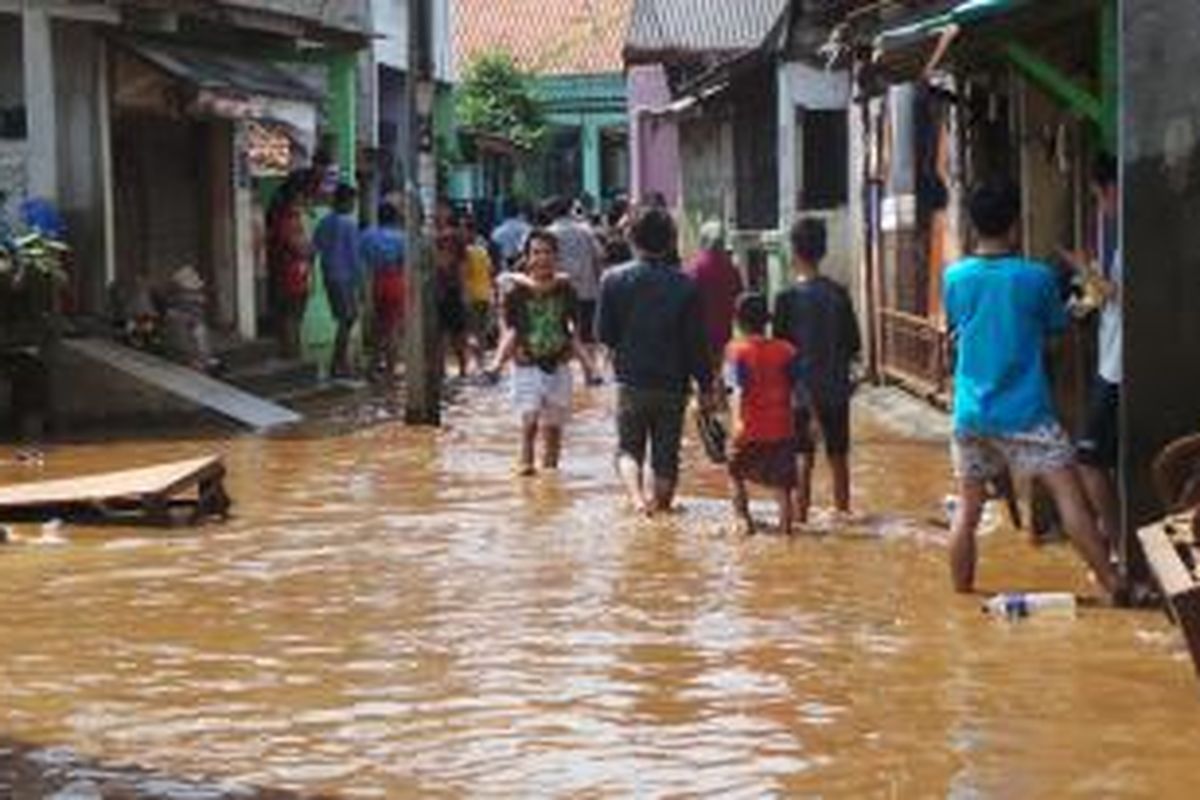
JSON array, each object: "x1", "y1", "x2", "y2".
[{"x1": 725, "y1": 293, "x2": 803, "y2": 535}]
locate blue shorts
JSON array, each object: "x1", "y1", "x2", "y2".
[{"x1": 325, "y1": 280, "x2": 359, "y2": 323}]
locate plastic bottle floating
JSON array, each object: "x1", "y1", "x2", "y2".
[{"x1": 983, "y1": 592, "x2": 1077, "y2": 619}]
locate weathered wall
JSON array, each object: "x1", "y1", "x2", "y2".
[
  {"x1": 53, "y1": 19, "x2": 107, "y2": 314},
  {"x1": 679, "y1": 113, "x2": 732, "y2": 255},
  {"x1": 0, "y1": 143, "x2": 25, "y2": 228},
  {"x1": 1122, "y1": 2, "x2": 1200, "y2": 538}
]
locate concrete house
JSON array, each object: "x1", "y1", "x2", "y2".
[
  {"x1": 1, "y1": 0, "x2": 372, "y2": 431},
  {"x1": 2, "y1": 0, "x2": 370, "y2": 335},
  {"x1": 623, "y1": 0, "x2": 858, "y2": 307}
]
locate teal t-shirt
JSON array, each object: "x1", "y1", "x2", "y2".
[{"x1": 943, "y1": 255, "x2": 1067, "y2": 436}]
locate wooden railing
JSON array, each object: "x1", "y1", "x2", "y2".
[{"x1": 878, "y1": 307, "x2": 950, "y2": 401}]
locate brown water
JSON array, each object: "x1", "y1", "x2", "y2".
[{"x1": 0, "y1": 382, "x2": 1196, "y2": 798}]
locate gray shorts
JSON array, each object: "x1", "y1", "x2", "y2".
[
  {"x1": 616, "y1": 386, "x2": 687, "y2": 482},
  {"x1": 951, "y1": 422, "x2": 1076, "y2": 481}
]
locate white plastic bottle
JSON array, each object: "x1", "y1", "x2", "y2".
[
  {"x1": 982, "y1": 592, "x2": 1077, "y2": 619},
  {"x1": 943, "y1": 494, "x2": 959, "y2": 525}
]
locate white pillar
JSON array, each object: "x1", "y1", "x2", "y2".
[
  {"x1": 777, "y1": 63, "x2": 796, "y2": 232},
  {"x1": 97, "y1": 37, "x2": 116, "y2": 287},
  {"x1": 229, "y1": 122, "x2": 256, "y2": 339},
  {"x1": 234, "y1": 183, "x2": 256, "y2": 340},
  {"x1": 23, "y1": 5, "x2": 58, "y2": 201}
]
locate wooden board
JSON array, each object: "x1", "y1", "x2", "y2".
[{"x1": 0, "y1": 456, "x2": 222, "y2": 510}]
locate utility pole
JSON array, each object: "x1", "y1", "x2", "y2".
[{"x1": 404, "y1": 0, "x2": 442, "y2": 425}]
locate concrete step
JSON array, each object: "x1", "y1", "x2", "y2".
[
  {"x1": 214, "y1": 337, "x2": 281, "y2": 372},
  {"x1": 221, "y1": 357, "x2": 319, "y2": 399}
]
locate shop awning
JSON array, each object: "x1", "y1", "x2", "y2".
[{"x1": 114, "y1": 40, "x2": 323, "y2": 152}]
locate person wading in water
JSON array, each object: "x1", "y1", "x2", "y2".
[{"x1": 597, "y1": 206, "x2": 715, "y2": 515}]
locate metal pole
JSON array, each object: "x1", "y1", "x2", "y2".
[{"x1": 404, "y1": 0, "x2": 442, "y2": 425}]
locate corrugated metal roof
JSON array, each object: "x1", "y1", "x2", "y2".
[
  {"x1": 216, "y1": 0, "x2": 370, "y2": 35},
  {"x1": 454, "y1": 0, "x2": 634, "y2": 76},
  {"x1": 624, "y1": 0, "x2": 790, "y2": 62}
]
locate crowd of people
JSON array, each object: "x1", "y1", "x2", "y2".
[
  {"x1": 478, "y1": 201, "x2": 861, "y2": 535},
  {"x1": 262, "y1": 155, "x2": 1127, "y2": 603},
  {"x1": 265, "y1": 168, "x2": 410, "y2": 382}
]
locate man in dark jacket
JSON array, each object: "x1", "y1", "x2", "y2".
[{"x1": 597, "y1": 207, "x2": 714, "y2": 515}]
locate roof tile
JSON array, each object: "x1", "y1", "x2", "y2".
[{"x1": 454, "y1": 0, "x2": 634, "y2": 76}]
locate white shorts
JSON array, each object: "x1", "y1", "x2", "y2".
[
  {"x1": 512, "y1": 364, "x2": 573, "y2": 426},
  {"x1": 951, "y1": 421, "x2": 1076, "y2": 481}
]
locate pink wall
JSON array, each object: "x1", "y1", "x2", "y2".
[{"x1": 627, "y1": 64, "x2": 681, "y2": 208}]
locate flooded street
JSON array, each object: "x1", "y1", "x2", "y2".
[{"x1": 1, "y1": 381, "x2": 1197, "y2": 798}]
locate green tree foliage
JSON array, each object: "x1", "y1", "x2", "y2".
[{"x1": 455, "y1": 52, "x2": 546, "y2": 151}]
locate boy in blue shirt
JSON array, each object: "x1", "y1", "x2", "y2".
[
  {"x1": 313, "y1": 183, "x2": 362, "y2": 378},
  {"x1": 943, "y1": 180, "x2": 1118, "y2": 599},
  {"x1": 359, "y1": 202, "x2": 406, "y2": 382}
]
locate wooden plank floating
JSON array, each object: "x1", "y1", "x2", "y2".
[{"x1": 0, "y1": 456, "x2": 231, "y2": 526}]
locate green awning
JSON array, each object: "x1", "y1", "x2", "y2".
[{"x1": 875, "y1": 0, "x2": 1031, "y2": 52}]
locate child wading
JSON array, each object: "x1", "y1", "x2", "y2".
[
  {"x1": 725, "y1": 293, "x2": 803, "y2": 535},
  {"x1": 944, "y1": 180, "x2": 1119, "y2": 599},
  {"x1": 359, "y1": 202, "x2": 406, "y2": 382},
  {"x1": 313, "y1": 183, "x2": 364, "y2": 378},
  {"x1": 489, "y1": 230, "x2": 593, "y2": 475},
  {"x1": 773, "y1": 218, "x2": 861, "y2": 522}
]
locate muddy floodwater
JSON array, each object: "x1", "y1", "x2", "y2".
[{"x1": 1, "y1": 382, "x2": 1198, "y2": 798}]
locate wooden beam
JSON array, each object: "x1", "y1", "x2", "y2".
[{"x1": 1099, "y1": 0, "x2": 1117, "y2": 151}]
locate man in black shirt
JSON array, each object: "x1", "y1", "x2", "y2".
[{"x1": 597, "y1": 207, "x2": 714, "y2": 515}]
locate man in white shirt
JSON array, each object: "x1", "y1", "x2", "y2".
[{"x1": 548, "y1": 196, "x2": 605, "y2": 383}]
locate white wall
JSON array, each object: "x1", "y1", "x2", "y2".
[
  {"x1": 371, "y1": 0, "x2": 452, "y2": 81},
  {"x1": 783, "y1": 62, "x2": 850, "y2": 110},
  {"x1": 372, "y1": 0, "x2": 406, "y2": 70}
]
